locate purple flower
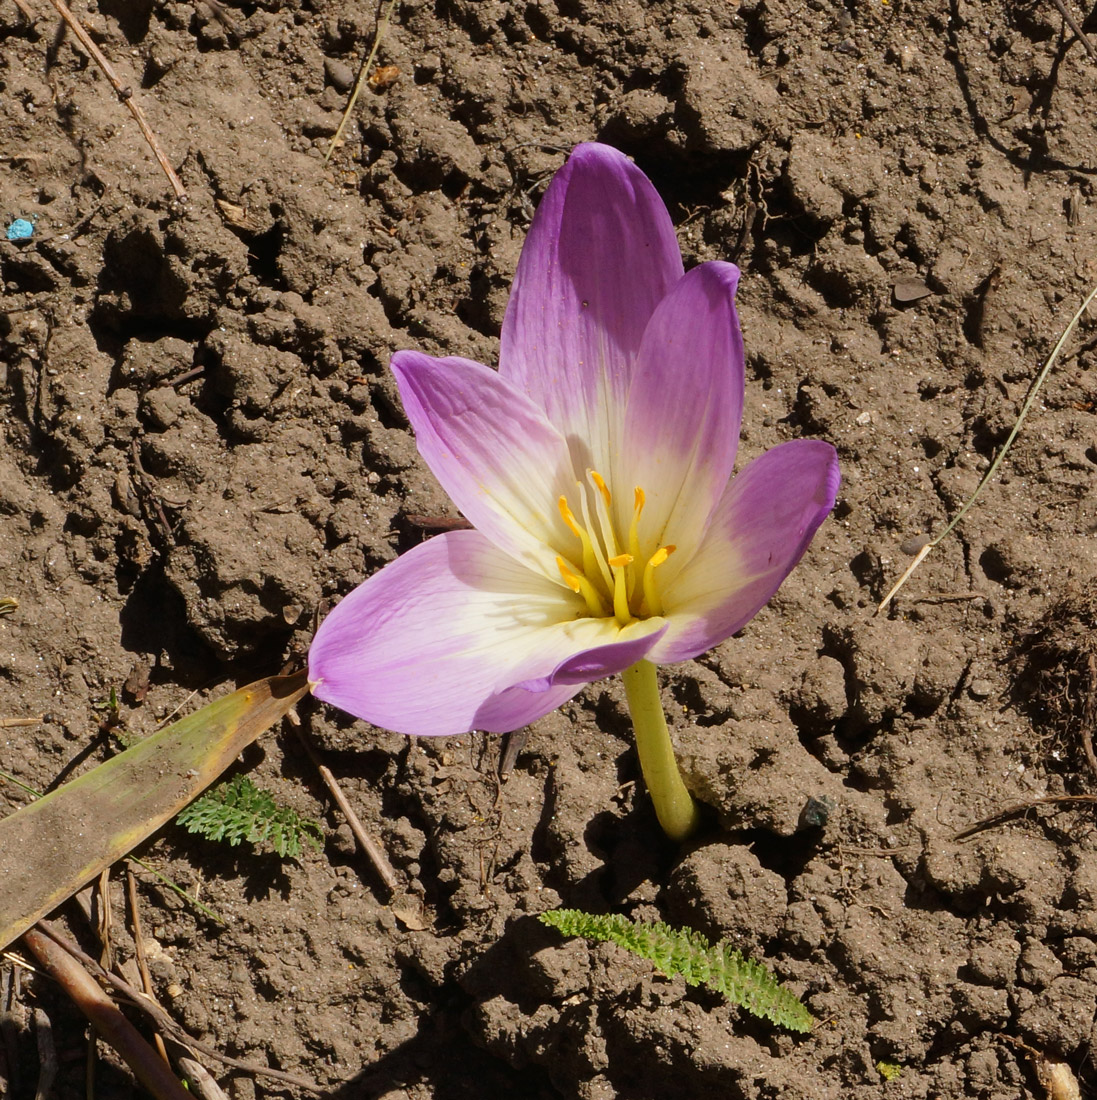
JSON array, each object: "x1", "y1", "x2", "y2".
[{"x1": 309, "y1": 143, "x2": 839, "y2": 738}]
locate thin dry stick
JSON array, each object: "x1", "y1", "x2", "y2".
[
  {"x1": 22, "y1": 924, "x2": 191, "y2": 1100},
  {"x1": 45, "y1": 0, "x2": 187, "y2": 202},
  {"x1": 96, "y1": 867, "x2": 113, "y2": 971},
  {"x1": 33, "y1": 1007, "x2": 56, "y2": 1100},
  {"x1": 294, "y1": 728, "x2": 399, "y2": 893},
  {"x1": 1084, "y1": 652, "x2": 1097, "y2": 784},
  {"x1": 952, "y1": 793, "x2": 1097, "y2": 840},
  {"x1": 163, "y1": 1037, "x2": 231, "y2": 1100},
  {"x1": 9, "y1": 0, "x2": 35, "y2": 23},
  {"x1": 1, "y1": 967, "x2": 19, "y2": 1098},
  {"x1": 1048, "y1": 0, "x2": 1097, "y2": 59},
  {"x1": 323, "y1": 0, "x2": 399, "y2": 165},
  {"x1": 125, "y1": 870, "x2": 169, "y2": 1066},
  {"x1": 877, "y1": 281, "x2": 1097, "y2": 613},
  {"x1": 33, "y1": 922, "x2": 323, "y2": 1094}
]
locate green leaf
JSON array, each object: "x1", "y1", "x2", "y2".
[
  {"x1": 539, "y1": 908, "x2": 813, "y2": 1034},
  {"x1": 177, "y1": 775, "x2": 323, "y2": 859}
]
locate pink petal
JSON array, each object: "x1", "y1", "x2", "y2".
[
  {"x1": 499, "y1": 143, "x2": 684, "y2": 472},
  {"x1": 617, "y1": 262, "x2": 745, "y2": 573},
  {"x1": 649, "y1": 440, "x2": 840, "y2": 664},
  {"x1": 392, "y1": 350, "x2": 577, "y2": 580},
  {"x1": 476, "y1": 620, "x2": 667, "y2": 729},
  {"x1": 308, "y1": 530, "x2": 666, "y2": 737}
]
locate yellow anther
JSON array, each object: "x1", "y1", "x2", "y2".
[
  {"x1": 556, "y1": 555, "x2": 582, "y2": 593},
  {"x1": 564, "y1": 490, "x2": 604, "y2": 586},
  {"x1": 642, "y1": 544, "x2": 676, "y2": 617},
  {"x1": 557, "y1": 555, "x2": 608, "y2": 617},
  {"x1": 589, "y1": 469, "x2": 612, "y2": 508},
  {"x1": 648, "y1": 545, "x2": 675, "y2": 569},
  {"x1": 627, "y1": 486, "x2": 645, "y2": 575},
  {"x1": 608, "y1": 553, "x2": 633, "y2": 568},
  {"x1": 558, "y1": 495, "x2": 583, "y2": 539}
]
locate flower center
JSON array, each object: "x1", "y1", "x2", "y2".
[{"x1": 555, "y1": 471, "x2": 675, "y2": 627}]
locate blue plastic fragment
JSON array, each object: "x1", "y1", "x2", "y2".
[{"x1": 5, "y1": 218, "x2": 35, "y2": 242}]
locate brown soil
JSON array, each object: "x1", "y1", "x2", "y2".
[{"x1": 3, "y1": 0, "x2": 1097, "y2": 1097}]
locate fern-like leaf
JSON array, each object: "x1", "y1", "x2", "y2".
[
  {"x1": 176, "y1": 775, "x2": 323, "y2": 859},
  {"x1": 539, "y1": 909, "x2": 813, "y2": 1034}
]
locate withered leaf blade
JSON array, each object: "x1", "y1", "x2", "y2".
[{"x1": 0, "y1": 670, "x2": 310, "y2": 952}]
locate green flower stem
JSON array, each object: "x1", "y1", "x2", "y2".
[{"x1": 621, "y1": 659, "x2": 700, "y2": 841}]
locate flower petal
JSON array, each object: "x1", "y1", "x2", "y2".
[
  {"x1": 309, "y1": 530, "x2": 666, "y2": 736},
  {"x1": 649, "y1": 439, "x2": 840, "y2": 664},
  {"x1": 617, "y1": 261, "x2": 745, "y2": 571},
  {"x1": 476, "y1": 618, "x2": 667, "y2": 730},
  {"x1": 392, "y1": 350, "x2": 578, "y2": 579},
  {"x1": 499, "y1": 142, "x2": 684, "y2": 473}
]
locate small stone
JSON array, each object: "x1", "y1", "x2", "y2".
[
  {"x1": 798, "y1": 793, "x2": 837, "y2": 829},
  {"x1": 968, "y1": 679, "x2": 994, "y2": 699},
  {"x1": 893, "y1": 277, "x2": 933, "y2": 303},
  {"x1": 900, "y1": 533, "x2": 932, "y2": 556},
  {"x1": 324, "y1": 58, "x2": 355, "y2": 93}
]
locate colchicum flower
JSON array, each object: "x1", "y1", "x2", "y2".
[{"x1": 309, "y1": 143, "x2": 839, "y2": 839}]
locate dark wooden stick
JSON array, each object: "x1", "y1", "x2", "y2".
[
  {"x1": 1049, "y1": 0, "x2": 1097, "y2": 59},
  {"x1": 22, "y1": 924, "x2": 191, "y2": 1100},
  {"x1": 30, "y1": 922, "x2": 323, "y2": 1093}
]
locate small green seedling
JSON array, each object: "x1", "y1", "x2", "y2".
[
  {"x1": 176, "y1": 774, "x2": 322, "y2": 859},
  {"x1": 539, "y1": 909, "x2": 813, "y2": 1033},
  {"x1": 877, "y1": 1061, "x2": 902, "y2": 1081}
]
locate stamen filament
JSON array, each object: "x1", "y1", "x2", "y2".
[
  {"x1": 608, "y1": 553, "x2": 634, "y2": 625},
  {"x1": 554, "y1": 475, "x2": 670, "y2": 626},
  {"x1": 628, "y1": 487, "x2": 645, "y2": 563},
  {"x1": 627, "y1": 487, "x2": 645, "y2": 603},
  {"x1": 642, "y1": 545, "x2": 676, "y2": 617},
  {"x1": 576, "y1": 480, "x2": 614, "y2": 591},
  {"x1": 587, "y1": 469, "x2": 621, "y2": 565}
]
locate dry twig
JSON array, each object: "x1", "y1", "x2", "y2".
[
  {"x1": 952, "y1": 793, "x2": 1097, "y2": 840},
  {"x1": 1048, "y1": 0, "x2": 1097, "y2": 59},
  {"x1": 295, "y1": 727, "x2": 399, "y2": 893},
  {"x1": 126, "y1": 869, "x2": 169, "y2": 1066},
  {"x1": 45, "y1": 0, "x2": 187, "y2": 201},
  {"x1": 8, "y1": 0, "x2": 35, "y2": 23},
  {"x1": 878, "y1": 281, "x2": 1097, "y2": 612},
  {"x1": 32, "y1": 1008, "x2": 56, "y2": 1100},
  {"x1": 324, "y1": 0, "x2": 399, "y2": 165}
]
